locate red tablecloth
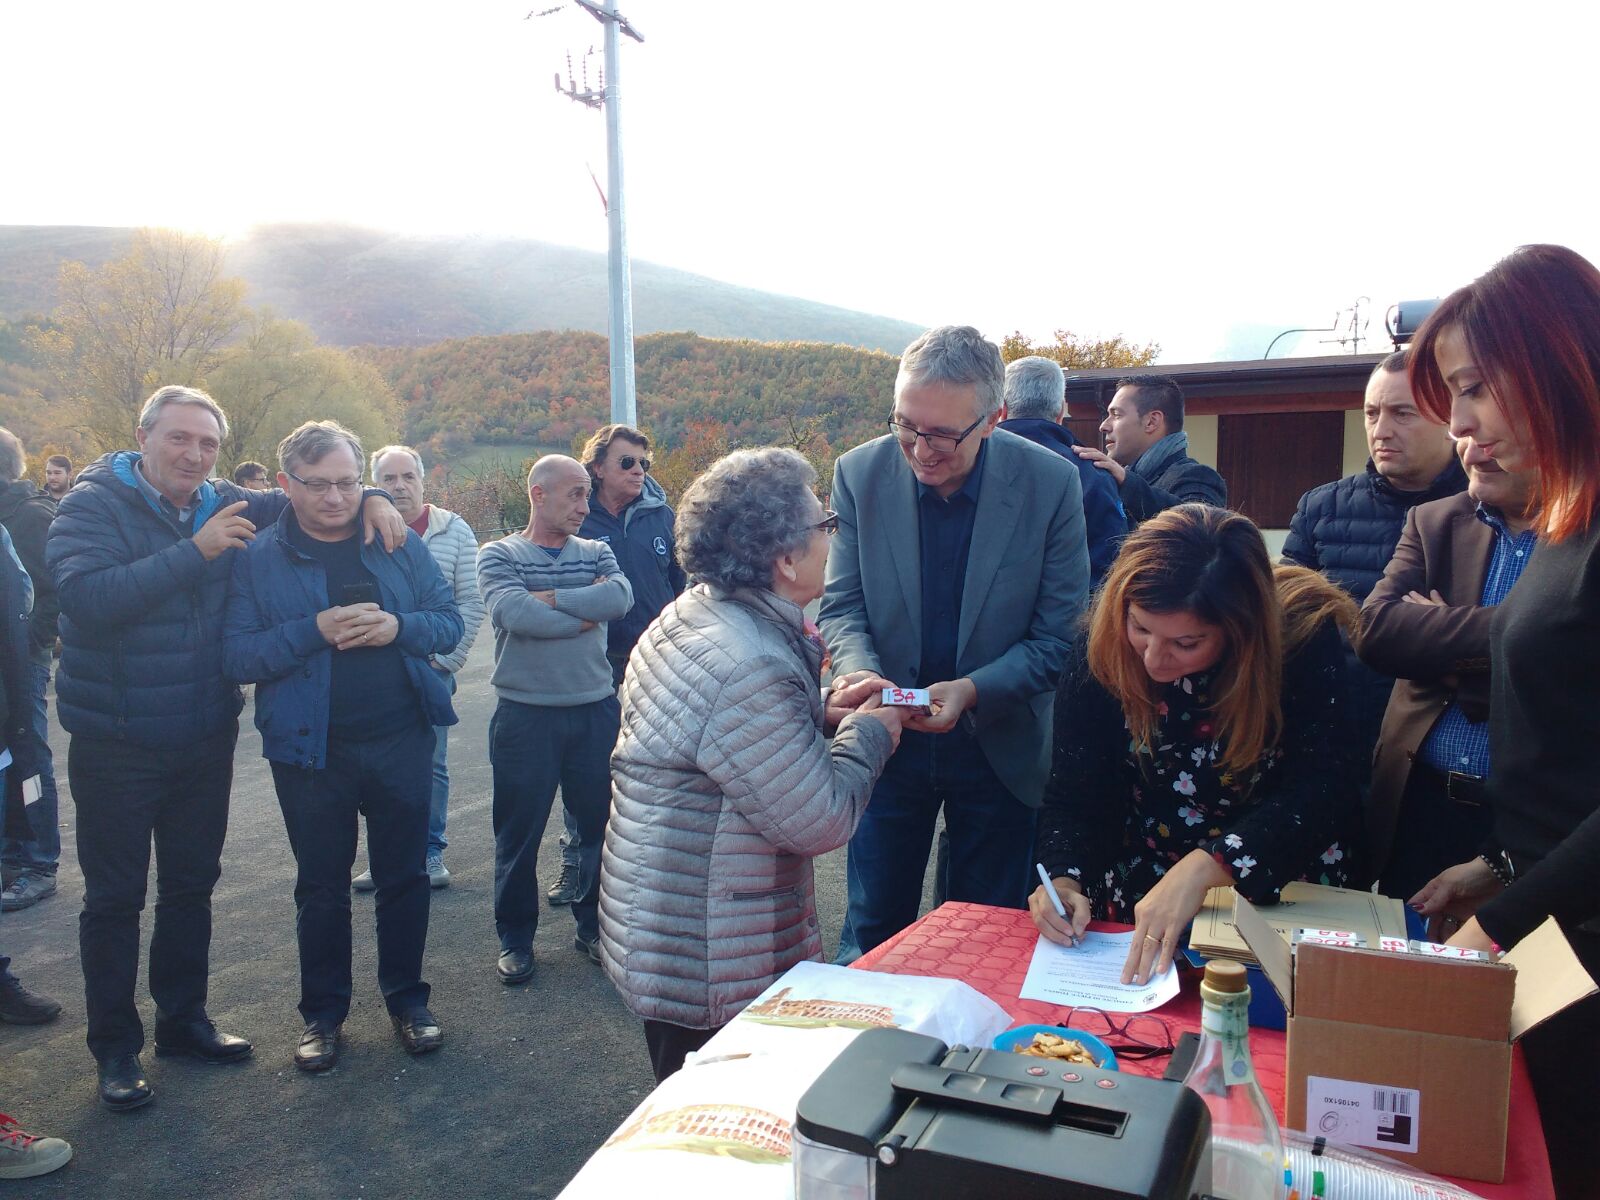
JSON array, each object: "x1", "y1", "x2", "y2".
[{"x1": 852, "y1": 902, "x2": 1553, "y2": 1200}]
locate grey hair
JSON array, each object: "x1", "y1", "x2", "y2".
[
  {"x1": 1003, "y1": 356, "x2": 1067, "y2": 420},
  {"x1": 138, "y1": 385, "x2": 229, "y2": 440},
  {"x1": 677, "y1": 447, "x2": 819, "y2": 591},
  {"x1": 370, "y1": 443, "x2": 425, "y2": 478},
  {"x1": 278, "y1": 420, "x2": 364, "y2": 475},
  {"x1": 0, "y1": 427, "x2": 25, "y2": 483},
  {"x1": 895, "y1": 325, "x2": 1005, "y2": 419}
]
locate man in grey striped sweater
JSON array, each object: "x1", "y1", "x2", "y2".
[{"x1": 476, "y1": 455, "x2": 633, "y2": 985}]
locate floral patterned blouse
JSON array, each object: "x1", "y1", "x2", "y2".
[{"x1": 1037, "y1": 618, "x2": 1360, "y2": 920}]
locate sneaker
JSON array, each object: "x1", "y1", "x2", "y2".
[
  {"x1": 426, "y1": 852, "x2": 450, "y2": 889},
  {"x1": 546, "y1": 861, "x2": 580, "y2": 907},
  {"x1": 0, "y1": 872, "x2": 57, "y2": 912},
  {"x1": 573, "y1": 933, "x2": 603, "y2": 965},
  {"x1": 352, "y1": 868, "x2": 376, "y2": 892},
  {"x1": 0, "y1": 1114, "x2": 72, "y2": 1179},
  {"x1": 0, "y1": 978, "x2": 62, "y2": 1026}
]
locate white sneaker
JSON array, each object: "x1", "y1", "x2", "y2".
[
  {"x1": 0, "y1": 1113, "x2": 72, "y2": 1179},
  {"x1": 426, "y1": 853, "x2": 450, "y2": 889}
]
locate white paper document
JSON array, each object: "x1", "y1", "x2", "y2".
[{"x1": 1018, "y1": 930, "x2": 1181, "y2": 1012}]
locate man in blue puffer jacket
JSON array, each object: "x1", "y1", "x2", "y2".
[
  {"x1": 1281, "y1": 351, "x2": 1467, "y2": 864},
  {"x1": 224, "y1": 421, "x2": 461, "y2": 1073},
  {"x1": 46, "y1": 386, "x2": 405, "y2": 1111}
]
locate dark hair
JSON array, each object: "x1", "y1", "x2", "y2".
[
  {"x1": 1377, "y1": 348, "x2": 1408, "y2": 375},
  {"x1": 580, "y1": 424, "x2": 650, "y2": 478},
  {"x1": 46, "y1": 454, "x2": 72, "y2": 472},
  {"x1": 1086, "y1": 504, "x2": 1356, "y2": 773},
  {"x1": 232, "y1": 460, "x2": 268, "y2": 484},
  {"x1": 1410, "y1": 244, "x2": 1600, "y2": 542},
  {"x1": 1115, "y1": 373, "x2": 1185, "y2": 432}
]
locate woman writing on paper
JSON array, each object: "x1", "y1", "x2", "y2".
[
  {"x1": 1405, "y1": 244, "x2": 1600, "y2": 1197},
  {"x1": 1029, "y1": 505, "x2": 1362, "y2": 987}
]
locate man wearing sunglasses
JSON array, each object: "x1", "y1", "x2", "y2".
[
  {"x1": 820, "y1": 325, "x2": 1091, "y2": 962},
  {"x1": 544, "y1": 426, "x2": 686, "y2": 908}
]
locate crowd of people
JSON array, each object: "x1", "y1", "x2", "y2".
[{"x1": 1, "y1": 243, "x2": 1597, "y2": 1195}]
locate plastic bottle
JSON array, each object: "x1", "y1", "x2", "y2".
[{"x1": 1182, "y1": 960, "x2": 1285, "y2": 1200}]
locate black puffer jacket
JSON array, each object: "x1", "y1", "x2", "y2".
[
  {"x1": 1282, "y1": 457, "x2": 1468, "y2": 803},
  {"x1": 1, "y1": 525, "x2": 41, "y2": 837},
  {"x1": 0, "y1": 479, "x2": 60, "y2": 658},
  {"x1": 1282, "y1": 459, "x2": 1468, "y2": 603},
  {"x1": 46, "y1": 452, "x2": 287, "y2": 749}
]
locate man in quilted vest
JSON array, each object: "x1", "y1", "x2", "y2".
[{"x1": 1282, "y1": 350, "x2": 1467, "y2": 818}]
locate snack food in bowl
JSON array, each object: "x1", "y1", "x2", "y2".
[{"x1": 991, "y1": 1024, "x2": 1119, "y2": 1071}]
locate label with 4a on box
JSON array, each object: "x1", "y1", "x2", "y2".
[{"x1": 1305, "y1": 1075, "x2": 1420, "y2": 1154}]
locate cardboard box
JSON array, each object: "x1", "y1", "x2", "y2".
[{"x1": 1234, "y1": 898, "x2": 1596, "y2": 1183}]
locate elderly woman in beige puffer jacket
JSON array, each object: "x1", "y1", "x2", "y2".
[{"x1": 598, "y1": 447, "x2": 905, "y2": 1082}]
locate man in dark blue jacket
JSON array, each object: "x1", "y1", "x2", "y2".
[
  {"x1": 1283, "y1": 351, "x2": 1466, "y2": 601},
  {"x1": 224, "y1": 421, "x2": 462, "y2": 1073},
  {"x1": 545, "y1": 424, "x2": 686, "y2": 907},
  {"x1": 0, "y1": 429, "x2": 63, "y2": 912},
  {"x1": 1073, "y1": 373, "x2": 1227, "y2": 525},
  {"x1": 47, "y1": 386, "x2": 406, "y2": 1111},
  {"x1": 998, "y1": 357, "x2": 1125, "y2": 586},
  {"x1": 1282, "y1": 350, "x2": 1467, "y2": 852},
  {"x1": 1, "y1": 524, "x2": 65, "y2": 1030}
]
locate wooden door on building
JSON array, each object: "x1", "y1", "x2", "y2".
[{"x1": 1217, "y1": 410, "x2": 1346, "y2": 528}]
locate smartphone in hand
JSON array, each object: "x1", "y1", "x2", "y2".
[{"x1": 340, "y1": 582, "x2": 380, "y2": 607}]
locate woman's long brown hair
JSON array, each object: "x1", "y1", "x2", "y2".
[{"x1": 1086, "y1": 505, "x2": 1357, "y2": 774}]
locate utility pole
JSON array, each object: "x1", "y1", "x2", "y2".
[{"x1": 552, "y1": 1, "x2": 644, "y2": 426}]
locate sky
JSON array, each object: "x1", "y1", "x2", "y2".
[{"x1": 4, "y1": 1, "x2": 1599, "y2": 363}]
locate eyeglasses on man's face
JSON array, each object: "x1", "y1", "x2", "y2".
[
  {"x1": 284, "y1": 470, "x2": 362, "y2": 496},
  {"x1": 615, "y1": 455, "x2": 650, "y2": 473},
  {"x1": 886, "y1": 414, "x2": 986, "y2": 455},
  {"x1": 812, "y1": 510, "x2": 840, "y2": 536}
]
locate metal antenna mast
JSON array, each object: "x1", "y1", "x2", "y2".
[{"x1": 546, "y1": 1, "x2": 645, "y2": 426}]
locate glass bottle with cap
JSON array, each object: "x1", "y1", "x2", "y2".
[{"x1": 1181, "y1": 959, "x2": 1285, "y2": 1200}]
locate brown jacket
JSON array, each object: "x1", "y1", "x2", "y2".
[{"x1": 1357, "y1": 492, "x2": 1496, "y2": 871}]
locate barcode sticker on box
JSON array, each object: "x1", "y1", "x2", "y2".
[{"x1": 1305, "y1": 1075, "x2": 1421, "y2": 1154}]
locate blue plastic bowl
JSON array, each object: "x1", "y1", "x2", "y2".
[{"x1": 992, "y1": 1024, "x2": 1119, "y2": 1071}]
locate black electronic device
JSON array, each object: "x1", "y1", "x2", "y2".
[
  {"x1": 793, "y1": 1026, "x2": 1212, "y2": 1199},
  {"x1": 340, "y1": 582, "x2": 379, "y2": 607}
]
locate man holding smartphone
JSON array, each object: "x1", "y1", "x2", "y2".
[{"x1": 223, "y1": 421, "x2": 462, "y2": 1073}]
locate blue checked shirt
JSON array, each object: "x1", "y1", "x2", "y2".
[{"x1": 1418, "y1": 505, "x2": 1538, "y2": 778}]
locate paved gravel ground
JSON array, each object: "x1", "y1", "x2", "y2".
[{"x1": 2, "y1": 639, "x2": 939, "y2": 1198}]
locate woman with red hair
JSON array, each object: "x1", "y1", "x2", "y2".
[{"x1": 1408, "y1": 243, "x2": 1600, "y2": 1196}]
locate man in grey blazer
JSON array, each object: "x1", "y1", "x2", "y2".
[{"x1": 820, "y1": 325, "x2": 1091, "y2": 960}]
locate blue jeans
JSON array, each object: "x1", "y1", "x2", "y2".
[
  {"x1": 427, "y1": 673, "x2": 455, "y2": 855},
  {"x1": 490, "y1": 696, "x2": 617, "y2": 949},
  {"x1": 836, "y1": 735, "x2": 1037, "y2": 964},
  {"x1": 1, "y1": 662, "x2": 60, "y2": 875}
]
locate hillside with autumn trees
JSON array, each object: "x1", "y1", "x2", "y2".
[
  {"x1": 361, "y1": 330, "x2": 900, "y2": 464},
  {"x1": 0, "y1": 225, "x2": 1158, "y2": 530}
]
